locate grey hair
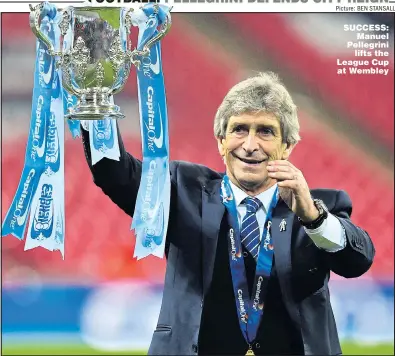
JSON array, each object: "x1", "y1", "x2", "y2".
[{"x1": 214, "y1": 72, "x2": 301, "y2": 145}]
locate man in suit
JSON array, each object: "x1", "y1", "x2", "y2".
[{"x1": 81, "y1": 72, "x2": 375, "y2": 355}]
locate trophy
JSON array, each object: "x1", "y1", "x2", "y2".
[
  {"x1": 1, "y1": 2, "x2": 171, "y2": 259},
  {"x1": 29, "y1": 3, "x2": 171, "y2": 120}
]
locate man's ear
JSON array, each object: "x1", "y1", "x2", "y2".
[
  {"x1": 281, "y1": 142, "x2": 295, "y2": 160},
  {"x1": 217, "y1": 137, "x2": 226, "y2": 157}
]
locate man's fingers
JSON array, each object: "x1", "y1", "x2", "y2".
[
  {"x1": 268, "y1": 160, "x2": 296, "y2": 168},
  {"x1": 277, "y1": 179, "x2": 297, "y2": 186},
  {"x1": 267, "y1": 165, "x2": 292, "y2": 173},
  {"x1": 268, "y1": 171, "x2": 299, "y2": 181}
]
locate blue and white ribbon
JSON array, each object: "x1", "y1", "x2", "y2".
[
  {"x1": 62, "y1": 6, "x2": 80, "y2": 139},
  {"x1": 24, "y1": 65, "x2": 65, "y2": 257},
  {"x1": 65, "y1": 95, "x2": 80, "y2": 138},
  {"x1": 24, "y1": 9, "x2": 66, "y2": 258},
  {"x1": 2, "y1": 6, "x2": 56, "y2": 239},
  {"x1": 2, "y1": 3, "x2": 70, "y2": 258},
  {"x1": 88, "y1": 98, "x2": 121, "y2": 165},
  {"x1": 128, "y1": 4, "x2": 171, "y2": 259}
]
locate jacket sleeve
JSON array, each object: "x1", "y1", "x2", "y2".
[
  {"x1": 81, "y1": 125, "x2": 142, "y2": 218},
  {"x1": 326, "y1": 190, "x2": 375, "y2": 278}
]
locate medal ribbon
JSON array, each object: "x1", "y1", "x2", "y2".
[{"x1": 220, "y1": 175, "x2": 279, "y2": 344}]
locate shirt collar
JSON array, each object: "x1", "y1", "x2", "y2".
[{"x1": 228, "y1": 179, "x2": 278, "y2": 213}]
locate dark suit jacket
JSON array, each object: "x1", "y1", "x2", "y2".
[{"x1": 82, "y1": 130, "x2": 375, "y2": 355}]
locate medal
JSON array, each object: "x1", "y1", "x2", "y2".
[{"x1": 246, "y1": 345, "x2": 255, "y2": 355}]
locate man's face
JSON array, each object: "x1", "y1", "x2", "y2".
[{"x1": 217, "y1": 112, "x2": 294, "y2": 194}]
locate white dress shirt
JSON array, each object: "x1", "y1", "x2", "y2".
[{"x1": 228, "y1": 180, "x2": 346, "y2": 252}]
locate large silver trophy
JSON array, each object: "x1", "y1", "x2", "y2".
[{"x1": 29, "y1": 3, "x2": 171, "y2": 120}]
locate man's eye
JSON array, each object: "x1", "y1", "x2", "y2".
[
  {"x1": 259, "y1": 128, "x2": 274, "y2": 135},
  {"x1": 233, "y1": 126, "x2": 246, "y2": 133}
]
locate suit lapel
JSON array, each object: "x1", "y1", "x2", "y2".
[
  {"x1": 201, "y1": 178, "x2": 225, "y2": 295},
  {"x1": 272, "y1": 198, "x2": 301, "y2": 328}
]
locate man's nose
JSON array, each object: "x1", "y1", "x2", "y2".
[{"x1": 242, "y1": 132, "x2": 259, "y2": 153}]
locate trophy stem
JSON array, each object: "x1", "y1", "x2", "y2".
[{"x1": 66, "y1": 90, "x2": 125, "y2": 121}]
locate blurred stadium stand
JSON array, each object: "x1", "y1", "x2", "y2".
[
  {"x1": 2, "y1": 12, "x2": 394, "y2": 351},
  {"x1": 223, "y1": 13, "x2": 394, "y2": 149}
]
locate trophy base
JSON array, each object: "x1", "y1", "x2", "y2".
[{"x1": 65, "y1": 90, "x2": 125, "y2": 121}]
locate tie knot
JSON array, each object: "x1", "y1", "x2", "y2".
[{"x1": 243, "y1": 197, "x2": 262, "y2": 213}]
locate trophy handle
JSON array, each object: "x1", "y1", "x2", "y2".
[
  {"x1": 128, "y1": 6, "x2": 172, "y2": 68},
  {"x1": 60, "y1": 66, "x2": 83, "y2": 97},
  {"x1": 29, "y1": 3, "x2": 62, "y2": 57},
  {"x1": 110, "y1": 6, "x2": 172, "y2": 96},
  {"x1": 30, "y1": 4, "x2": 82, "y2": 97},
  {"x1": 137, "y1": 5, "x2": 172, "y2": 59}
]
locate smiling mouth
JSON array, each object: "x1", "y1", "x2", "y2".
[{"x1": 232, "y1": 153, "x2": 265, "y2": 165}]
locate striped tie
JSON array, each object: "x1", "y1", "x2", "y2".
[{"x1": 241, "y1": 197, "x2": 262, "y2": 260}]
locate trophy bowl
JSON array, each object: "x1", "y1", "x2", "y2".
[{"x1": 29, "y1": 3, "x2": 171, "y2": 120}]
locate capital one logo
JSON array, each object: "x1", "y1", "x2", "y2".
[
  {"x1": 144, "y1": 86, "x2": 163, "y2": 152},
  {"x1": 31, "y1": 184, "x2": 54, "y2": 240},
  {"x1": 10, "y1": 169, "x2": 36, "y2": 228}
]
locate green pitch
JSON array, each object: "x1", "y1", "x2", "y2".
[{"x1": 2, "y1": 343, "x2": 394, "y2": 355}]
